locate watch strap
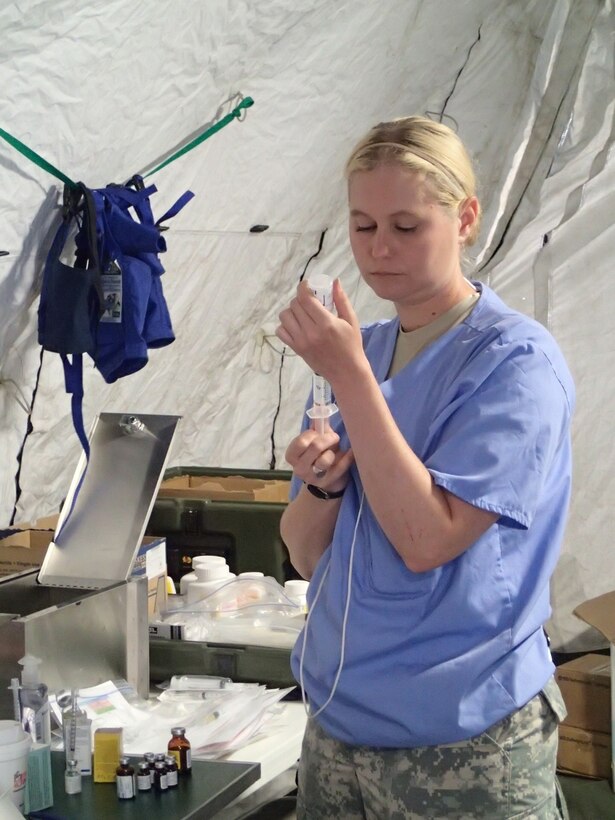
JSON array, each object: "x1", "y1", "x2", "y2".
[{"x1": 305, "y1": 483, "x2": 345, "y2": 500}]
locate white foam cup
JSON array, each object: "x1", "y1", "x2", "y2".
[{"x1": 0, "y1": 720, "x2": 32, "y2": 812}]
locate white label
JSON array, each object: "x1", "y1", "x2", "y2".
[
  {"x1": 307, "y1": 273, "x2": 334, "y2": 311},
  {"x1": 101, "y1": 260, "x2": 122, "y2": 323},
  {"x1": 137, "y1": 773, "x2": 151, "y2": 790},
  {"x1": 166, "y1": 768, "x2": 178, "y2": 787},
  {"x1": 116, "y1": 774, "x2": 135, "y2": 798},
  {"x1": 65, "y1": 773, "x2": 82, "y2": 794}
]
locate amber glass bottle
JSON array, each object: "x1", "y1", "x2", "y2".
[
  {"x1": 116, "y1": 757, "x2": 136, "y2": 800},
  {"x1": 168, "y1": 726, "x2": 192, "y2": 775},
  {"x1": 164, "y1": 754, "x2": 179, "y2": 788}
]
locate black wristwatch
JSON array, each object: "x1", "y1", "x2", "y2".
[{"x1": 305, "y1": 483, "x2": 345, "y2": 500}]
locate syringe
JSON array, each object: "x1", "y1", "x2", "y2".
[{"x1": 305, "y1": 273, "x2": 339, "y2": 435}]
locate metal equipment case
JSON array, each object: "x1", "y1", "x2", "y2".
[{"x1": 0, "y1": 413, "x2": 180, "y2": 720}]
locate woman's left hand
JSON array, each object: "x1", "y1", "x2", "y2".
[{"x1": 276, "y1": 279, "x2": 363, "y2": 383}]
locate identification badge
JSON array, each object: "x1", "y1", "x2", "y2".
[{"x1": 101, "y1": 259, "x2": 122, "y2": 323}]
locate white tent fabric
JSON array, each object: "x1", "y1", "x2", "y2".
[{"x1": 0, "y1": 0, "x2": 613, "y2": 651}]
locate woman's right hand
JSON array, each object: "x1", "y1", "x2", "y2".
[
  {"x1": 282, "y1": 426, "x2": 354, "y2": 578},
  {"x1": 286, "y1": 426, "x2": 354, "y2": 493}
]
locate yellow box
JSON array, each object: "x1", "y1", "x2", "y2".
[{"x1": 93, "y1": 727, "x2": 123, "y2": 782}]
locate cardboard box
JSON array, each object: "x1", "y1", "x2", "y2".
[
  {"x1": 1, "y1": 530, "x2": 167, "y2": 618},
  {"x1": 158, "y1": 473, "x2": 290, "y2": 503},
  {"x1": 558, "y1": 724, "x2": 612, "y2": 780},
  {"x1": 0, "y1": 529, "x2": 54, "y2": 577},
  {"x1": 556, "y1": 653, "x2": 611, "y2": 733},
  {"x1": 12, "y1": 513, "x2": 61, "y2": 531},
  {"x1": 131, "y1": 536, "x2": 167, "y2": 617},
  {"x1": 573, "y1": 591, "x2": 615, "y2": 788}
]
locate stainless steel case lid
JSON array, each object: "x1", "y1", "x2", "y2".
[{"x1": 38, "y1": 412, "x2": 180, "y2": 589}]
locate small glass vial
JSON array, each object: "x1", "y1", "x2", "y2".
[
  {"x1": 137, "y1": 761, "x2": 152, "y2": 792},
  {"x1": 168, "y1": 726, "x2": 192, "y2": 775},
  {"x1": 154, "y1": 760, "x2": 168, "y2": 792},
  {"x1": 143, "y1": 752, "x2": 156, "y2": 784},
  {"x1": 116, "y1": 757, "x2": 136, "y2": 800},
  {"x1": 64, "y1": 758, "x2": 82, "y2": 795},
  {"x1": 164, "y1": 755, "x2": 179, "y2": 788}
]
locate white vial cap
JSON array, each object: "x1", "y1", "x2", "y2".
[{"x1": 284, "y1": 580, "x2": 309, "y2": 596}]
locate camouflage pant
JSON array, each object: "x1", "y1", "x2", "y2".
[{"x1": 297, "y1": 677, "x2": 569, "y2": 819}]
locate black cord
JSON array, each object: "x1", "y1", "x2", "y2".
[
  {"x1": 9, "y1": 346, "x2": 45, "y2": 525},
  {"x1": 268, "y1": 229, "x2": 328, "y2": 469}
]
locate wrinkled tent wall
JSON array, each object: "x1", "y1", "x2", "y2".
[{"x1": 0, "y1": 0, "x2": 612, "y2": 650}]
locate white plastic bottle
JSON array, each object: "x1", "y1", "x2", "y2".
[
  {"x1": 180, "y1": 554, "x2": 227, "y2": 597},
  {"x1": 284, "y1": 580, "x2": 309, "y2": 613},
  {"x1": 17, "y1": 655, "x2": 50, "y2": 745},
  {"x1": 186, "y1": 560, "x2": 236, "y2": 605}
]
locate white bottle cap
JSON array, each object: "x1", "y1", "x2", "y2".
[
  {"x1": 192, "y1": 555, "x2": 226, "y2": 567},
  {"x1": 18, "y1": 655, "x2": 42, "y2": 687},
  {"x1": 284, "y1": 580, "x2": 309, "y2": 596},
  {"x1": 195, "y1": 563, "x2": 232, "y2": 582}
]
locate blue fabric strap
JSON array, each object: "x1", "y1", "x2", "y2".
[
  {"x1": 55, "y1": 354, "x2": 89, "y2": 541},
  {"x1": 156, "y1": 190, "x2": 195, "y2": 225}
]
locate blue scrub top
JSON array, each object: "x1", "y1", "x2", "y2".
[{"x1": 290, "y1": 283, "x2": 575, "y2": 748}]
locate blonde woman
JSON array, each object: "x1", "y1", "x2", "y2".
[{"x1": 277, "y1": 116, "x2": 572, "y2": 819}]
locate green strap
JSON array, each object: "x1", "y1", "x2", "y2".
[
  {"x1": 0, "y1": 95, "x2": 254, "y2": 188},
  {"x1": 0, "y1": 127, "x2": 76, "y2": 187},
  {"x1": 144, "y1": 96, "x2": 254, "y2": 177}
]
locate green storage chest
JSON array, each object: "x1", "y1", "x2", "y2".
[
  {"x1": 149, "y1": 637, "x2": 297, "y2": 689},
  {"x1": 145, "y1": 466, "x2": 296, "y2": 585}
]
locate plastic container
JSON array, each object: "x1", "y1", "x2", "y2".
[
  {"x1": 0, "y1": 720, "x2": 32, "y2": 813},
  {"x1": 179, "y1": 554, "x2": 227, "y2": 596},
  {"x1": 18, "y1": 655, "x2": 51, "y2": 745},
  {"x1": 284, "y1": 579, "x2": 309, "y2": 612},
  {"x1": 0, "y1": 791, "x2": 25, "y2": 819},
  {"x1": 186, "y1": 560, "x2": 236, "y2": 605}
]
